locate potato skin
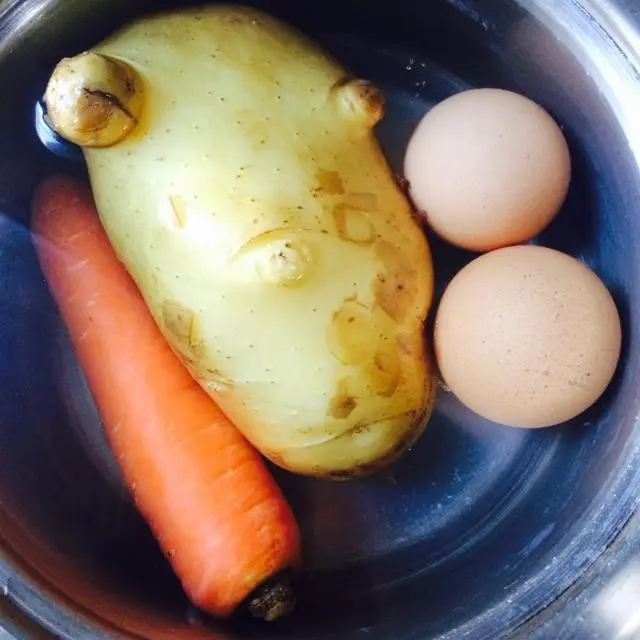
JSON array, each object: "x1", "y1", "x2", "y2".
[{"x1": 79, "y1": 5, "x2": 435, "y2": 477}]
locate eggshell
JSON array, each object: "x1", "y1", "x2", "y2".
[
  {"x1": 434, "y1": 245, "x2": 622, "y2": 428},
  {"x1": 404, "y1": 88, "x2": 571, "y2": 252}
]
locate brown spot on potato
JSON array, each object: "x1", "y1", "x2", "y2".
[
  {"x1": 374, "y1": 240, "x2": 417, "y2": 322},
  {"x1": 329, "y1": 390, "x2": 357, "y2": 420},
  {"x1": 162, "y1": 300, "x2": 194, "y2": 340},
  {"x1": 397, "y1": 333, "x2": 419, "y2": 356},
  {"x1": 333, "y1": 204, "x2": 375, "y2": 244},
  {"x1": 162, "y1": 299, "x2": 206, "y2": 361},
  {"x1": 370, "y1": 350, "x2": 401, "y2": 397},
  {"x1": 188, "y1": 314, "x2": 201, "y2": 349},
  {"x1": 169, "y1": 195, "x2": 187, "y2": 228},
  {"x1": 316, "y1": 169, "x2": 345, "y2": 195},
  {"x1": 343, "y1": 192, "x2": 378, "y2": 211},
  {"x1": 327, "y1": 299, "x2": 375, "y2": 365}
]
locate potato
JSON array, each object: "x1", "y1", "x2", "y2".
[{"x1": 43, "y1": 5, "x2": 435, "y2": 478}]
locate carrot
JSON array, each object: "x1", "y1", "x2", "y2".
[{"x1": 31, "y1": 175, "x2": 301, "y2": 620}]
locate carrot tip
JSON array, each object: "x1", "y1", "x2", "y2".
[{"x1": 246, "y1": 571, "x2": 296, "y2": 622}]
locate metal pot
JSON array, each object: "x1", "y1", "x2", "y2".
[{"x1": 0, "y1": 0, "x2": 639, "y2": 638}]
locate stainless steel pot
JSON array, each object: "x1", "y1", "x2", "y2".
[{"x1": 0, "y1": 0, "x2": 639, "y2": 638}]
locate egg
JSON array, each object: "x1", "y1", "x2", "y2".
[
  {"x1": 404, "y1": 88, "x2": 571, "y2": 252},
  {"x1": 433, "y1": 245, "x2": 622, "y2": 428}
]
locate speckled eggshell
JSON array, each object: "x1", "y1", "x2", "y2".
[
  {"x1": 404, "y1": 88, "x2": 571, "y2": 252},
  {"x1": 434, "y1": 245, "x2": 622, "y2": 428}
]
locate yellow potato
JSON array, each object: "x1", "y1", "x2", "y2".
[{"x1": 44, "y1": 5, "x2": 435, "y2": 478}]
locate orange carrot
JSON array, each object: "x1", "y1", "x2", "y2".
[{"x1": 31, "y1": 175, "x2": 300, "y2": 620}]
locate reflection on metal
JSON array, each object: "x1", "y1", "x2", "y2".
[
  {"x1": 593, "y1": 560, "x2": 640, "y2": 639},
  {"x1": 34, "y1": 100, "x2": 83, "y2": 162}
]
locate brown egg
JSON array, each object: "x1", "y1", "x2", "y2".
[
  {"x1": 404, "y1": 88, "x2": 571, "y2": 252},
  {"x1": 434, "y1": 246, "x2": 622, "y2": 428}
]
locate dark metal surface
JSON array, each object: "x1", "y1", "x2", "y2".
[{"x1": 0, "y1": 0, "x2": 639, "y2": 638}]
